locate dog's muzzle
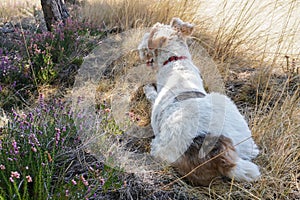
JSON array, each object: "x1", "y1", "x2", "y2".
[{"x1": 146, "y1": 58, "x2": 154, "y2": 67}]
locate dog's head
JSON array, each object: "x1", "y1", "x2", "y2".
[
  {"x1": 138, "y1": 18, "x2": 194, "y2": 68},
  {"x1": 138, "y1": 32, "x2": 157, "y2": 68}
]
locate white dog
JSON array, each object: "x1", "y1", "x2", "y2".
[{"x1": 138, "y1": 18, "x2": 260, "y2": 186}]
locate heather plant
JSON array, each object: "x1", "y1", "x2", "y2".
[
  {"x1": 23, "y1": 18, "x2": 102, "y2": 85},
  {"x1": 0, "y1": 95, "x2": 82, "y2": 199},
  {"x1": 0, "y1": 49, "x2": 32, "y2": 109},
  {"x1": 1, "y1": 18, "x2": 104, "y2": 108},
  {"x1": 0, "y1": 49, "x2": 30, "y2": 85},
  {"x1": 0, "y1": 95, "x2": 127, "y2": 199}
]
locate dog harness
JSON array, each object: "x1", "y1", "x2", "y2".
[
  {"x1": 163, "y1": 56, "x2": 188, "y2": 66},
  {"x1": 174, "y1": 91, "x2": 206, "y2": 102}
]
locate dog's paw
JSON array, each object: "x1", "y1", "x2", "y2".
[
  {"x1": 227, "y1": 158, "x2": 261, "y2": 182},
  {"x1": 143, "y1": 84, "x2": 156, "y2": 94},
  {"x1": 143, "y1": 84, "x2": 157, "y2": 103}
]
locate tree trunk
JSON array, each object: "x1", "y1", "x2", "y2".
[{"x1": 41, "y1": 0, "x2": 70, "y2": 31}]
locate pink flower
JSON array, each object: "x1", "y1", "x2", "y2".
[
  {"x1": 55, "y1": 128, "x2": 61, "y2": 145},
  {"x1": 31, "y1": 147, "x2": 37, "y2": 152},
  {"x1": 65, "y1": 190, "x2": 69, "y2": 197},
  {"x1": 0, "y1": 164, "x2": 5, "y2": 170},
  {"x1": 9, "y1": 177, "x2": 14, "y2": 183},
  {"x1": 26, "y1": 175, "x2": 32, "y2": 183},
  {"x1": 99, "y1": 178, "x2": 105, "y2": 185},
  {"x1": 71, "y1": 179, "x2": 77, "y2": 185},
  {"x1": 83, "y1": 180, "x2": 89, "y2": 186},
  {"x1": 11, "y1": 171, "x2": 20, "y2": 179},
  {"x1": 104, "y1": 108, "x2": 111, "y2": 113},
  {"x1": 12, "y1": 141, "x2": 19, "y2": 154},
  {"x1": 80, "y1": 175, "x2": 89, "y2": 186},
  {"x1": 128, "y1": 111, "x2": 135, "y2": 118}
]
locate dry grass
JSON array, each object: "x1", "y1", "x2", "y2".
[
  {"x1": 81, "y1": 0, "x2": 201, "y2": 30},
  {"x1": 252, "y1": 86, "x2": 300, "y2": 199},
  {"x1": 80, "y1": 0, "x2": 300, "y2": 199},
  {"x1": 197, "y1": 1, "x2": 300, "y2": 68},
  {"x1": 0, "y1": 0, "x2": 40, "y2": 20}
]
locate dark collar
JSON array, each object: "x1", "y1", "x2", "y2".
[
  {"x1": 174, "y1": 91, "x2": 206, "y2": 102},
  {"x1": 163, "y1": 56, "x2": 188, "y2": 66}
]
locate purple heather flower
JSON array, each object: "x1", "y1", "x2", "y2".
[
  {"x1": 28, "y1": 112, "x2": 34, "y2": 122},
  {"x1": 39, "y1": 94, "x2": 45, "y2": 108},
  {"x1": 80, "y1": 175, "x2": 89, "y2": 186},
  {"x1": 9, "y1": 177, "x2": 14, "y2": 183},
  {"x1": 0, "y1": 164, "x2": 5, "y2": 170},
  {"x1": 87, "y1": 186, "x2": 91, "y2": 193},
  {"x1": 31, "y1": 147, "x2": 37, "y2": 152},
  {"x1": 26, "y1": 175, "x2": 32, "y2": 183},
  {"x1": 12, "y1": 81, "x2": 16, "y2": 88},
  {"x1": 71, "y1": 179, "x2": 77, "y2": 185},
  {"x1": 29, "y1": 134, "x2": 40, "y2": 146},
  {"x1": 12, "y1": 140, "x2": 19, "y2": 154},
  {"x1": 11, "y1": 171, "x2": 20, "y2": 179},
  {"x1": 55, "y1": 128, "x2": 61, "y2": 145}
]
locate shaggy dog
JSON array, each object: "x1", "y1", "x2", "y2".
[{"x1": 138, "y1": 18, "x2": 260, "y2": 186}]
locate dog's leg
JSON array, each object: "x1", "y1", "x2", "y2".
[
  {"x1": 143, "y1": 84, "x2": 157, "y2": 104},
  {"x1": 226, "y1": 157, "x2": 260, "y2": 182}
]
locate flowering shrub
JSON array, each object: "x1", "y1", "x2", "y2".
[
  {"x1": 0, "y1": 49, "x2": 30, "y2": 85},
  {"x1": 0, "y1": 95, "x2": 127, "y2": 199},
  {"x1": 23, "y1": 18, "x2": 103, "y2": 84},
  {"x1": 0, "y1": 18, "x2": 103, "y2": 109},
  {"x1": 2, "y1": 18, "x2": 102, "y2": 86},
  {"x1": 0, "y1": 17, "x2": 126, "y2": 199},
  {"x1": 0, "y1": 49, "x2": 32, "y2": 109},
  {"x1": 0, "y1": 95, "x2": 82, "y2": 199}
]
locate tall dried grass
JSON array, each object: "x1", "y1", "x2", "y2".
[
  {"x1": 81, "y1": 0, "x2": 200, "y2": 29},
  {"x1": 252, "y1": 85, "x2": 300, "y2": 199},
  {"x1": 0, "y1": 0, "x2": 40, "y2": 20},
  {"x1": 75, "y1": 0, "x2": 300, "y2": 199}
]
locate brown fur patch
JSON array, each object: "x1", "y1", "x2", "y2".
[
  {"x1": 148, "y1": 27, "x2": 167, "y2": 50},
  {"x1": 172, "y1": 135, "x2": 237, "y2": 186}
]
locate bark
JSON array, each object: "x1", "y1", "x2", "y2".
[{"x1": 41, "y1": 0, "x2": 70, "y2": 31}]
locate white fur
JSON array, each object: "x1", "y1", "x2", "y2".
[
  {"x1": 227, "y1": 158, "x2": 261, "y2": 182},
  {"x1": 139, "y1": 18, "x2": 260, "y2": 182}
]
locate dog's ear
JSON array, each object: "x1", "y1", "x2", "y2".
[
  {"x1": 171, "y1": 18, "x2": 194, "y2": 36},
  {"x1": 148, "y1": 27, "x2": 167, "y2": 50}
]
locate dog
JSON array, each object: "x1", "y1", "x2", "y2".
[{"x1": 138, "y1": 18, "x2": 260, "y2": 186}]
